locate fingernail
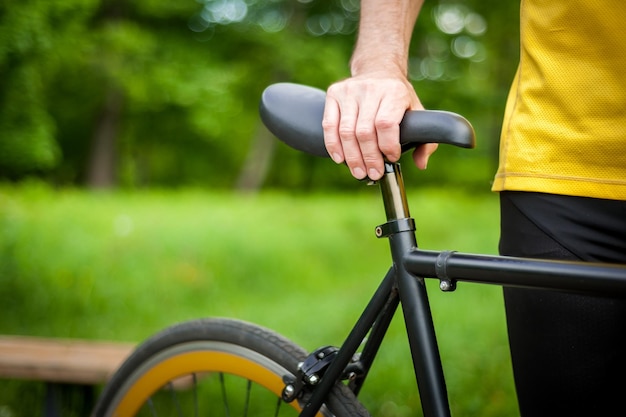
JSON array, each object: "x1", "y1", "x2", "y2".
[
  {"x1": 369, "y1": 168, "x2": 381, "y2": 180},
  {"x1": 352, "y1": 167, "x2": 366, "y2": 179},
  {"x1": 332, "y1": 153, "x2": 343, "y2": 164}
]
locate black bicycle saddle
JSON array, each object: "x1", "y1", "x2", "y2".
[{"x1": 259, "y1": 82, "x2": 475, "y2": 158}]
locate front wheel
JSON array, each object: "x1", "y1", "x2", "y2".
[{"x1": 93, "y1": 318, "x2": 369, "y2": 417}]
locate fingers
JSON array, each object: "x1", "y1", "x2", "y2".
[
  {"x1": 322, "y1": 98, "x2": 344, "y2": 164},
  {"x1": 323, "y1": 77, "x2": 437, "y2": 180},
  {"x1": 323, "y1": 80, "x2": 407, "y2": 181},
  {"x1": 324, "y1": 86, "x2": 382, "y2": 180},
  {"x1": 373, "y1": 100, "x2": 402, "y2": 163},
  {"x1": 347, "y1": 94, "x2": 387, "y2": 179}
]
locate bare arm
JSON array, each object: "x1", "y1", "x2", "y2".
[
  {"x1": 323, "y1": 0, "x2": 437, "y2": 180},
  {"x1": 351, "y1": 0, "x2": 422, "y2": 77}
]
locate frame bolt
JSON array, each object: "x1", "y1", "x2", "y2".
[
  {"x1": 307, "y1": 374, "x2": 320, "y2": 385},
  {"x1": 439, "y1": 279, "x2": 457, "y2": 292},
  {"x1": 284, "y1": 384, "x2": 295, "y2": 397}
]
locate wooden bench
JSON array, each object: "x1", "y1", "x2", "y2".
[{"x1": 0, "y1": 335, "x2": 135, "y2": 416}]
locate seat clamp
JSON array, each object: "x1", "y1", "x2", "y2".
[{"x1": 375, "y1": 218, "x2": 416, "y2": 238}]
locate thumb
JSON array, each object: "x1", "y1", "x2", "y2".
[{"x1": 412, "y1": 143, "x2": 439, "y2": 170}]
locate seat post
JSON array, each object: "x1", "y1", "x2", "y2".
[{"x1": 378, "y1": 161, "x2": 410, "y2": 222}]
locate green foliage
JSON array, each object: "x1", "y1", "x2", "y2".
[
  {"x1": 0, "y1": 0, "x2": 519, "y2": 190},
  {"x1": 0, "y1": 182, "x2": 517, "y2": 416},
  {"x1": 0, "y1": 64, "x2": 58, "y2": 174},
  {"x1": 0, "y1": 0, "x2": 98, "y2": 176}
]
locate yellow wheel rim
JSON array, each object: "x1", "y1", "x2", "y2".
[{"x1": 110, "y1": 350, "x2": 303, "y2": 417}]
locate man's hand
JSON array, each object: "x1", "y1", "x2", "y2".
[{"x1": 322, "y1": 74, "x2": 438, "y2": 180}]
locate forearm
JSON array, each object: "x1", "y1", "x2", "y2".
[{"x1": 350, "y1": 0, "x2": 424, "y2": 77}]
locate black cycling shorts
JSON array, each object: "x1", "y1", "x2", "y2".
[{"x1": 499, "y1": 191, "x2": 626, "y2": 417}]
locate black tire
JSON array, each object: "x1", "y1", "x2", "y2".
[{"x1": 93, "y1": 318, "x2": 369, "y2": 417}]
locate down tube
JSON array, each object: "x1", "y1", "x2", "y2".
[{"x1": 394, "y1": 240, "x2": 451, "y2": 417}]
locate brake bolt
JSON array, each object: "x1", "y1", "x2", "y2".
[
  {"x1": 284, "y1": 384, "x2": 295, "y2": 397},
  {"x1": 307, "y1": 374, "x2": 320, "y2": 385}
]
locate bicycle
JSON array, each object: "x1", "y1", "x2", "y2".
[{"x1": 93, "y1": 83, "x2": 626, "y2": 417}]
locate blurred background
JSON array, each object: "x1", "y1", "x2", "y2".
[
  {"x1": 0, "y1": 0, "x2": 518, "y2": 190},
  {"x1": 0, "y1": 0, "x2": 520, "y2": 416}
]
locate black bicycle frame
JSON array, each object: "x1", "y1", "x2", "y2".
[{"x1": 298, "y1": 161, "x2": 626, "y2": 417}]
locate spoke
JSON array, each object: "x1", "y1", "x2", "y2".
[
  {"x1": 220, "y1": 373, "x2": 231, "y2": 417},
  {"x1": 147, "y1": 397, "x2": 157, "y2": 417},
  {"x1": 192, "y1": 373, "x2": 199, "y2": 417},
  {"x1": 274, "y1": 396, "x2": 282, "y2": 417},
  {"x1": 168, "y1": 381, "x2": 184, "y2": 417},
  {"x1": 243, "y1": 380, "x2": 252, "y2": 417}
]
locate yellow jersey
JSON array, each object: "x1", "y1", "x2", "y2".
[{"x1": 491, "y1": 0, "x2": 626, "y2": 200}]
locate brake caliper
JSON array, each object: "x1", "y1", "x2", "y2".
[{"x1": 281, "y1": 346, "x2": 339, "y2": 402}]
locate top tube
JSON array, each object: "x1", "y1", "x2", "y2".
[{"x1": 405, "y1": 249, "x2": 626, "y2": 297}]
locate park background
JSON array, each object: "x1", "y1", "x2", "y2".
[{"x1": 0, "y1": 0, "x2": 521, "y2": 415}]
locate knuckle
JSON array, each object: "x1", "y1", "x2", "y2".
[
  {"x1": 326, "y1": 83, "x2": 341, "y2": 95},
  {"x1": 354, "y1": 126, "x2": 377, "y2": 141},
  {"x1": 338, "y1": 126, "x2": 357, "y2": 141},
  {"x1": 379, "y1": 147, "x2": 396, "y2": 158},
  {"x1": 379, "y1": 139, "x2": 400, "y2": 153},
  {"x1": 343, "y1": 153, "x2": 360, "y2": 163},
  {"x1": 374, "y1": 117, "x2": 397, "y2": 131},
  {"x1": 321, "y1": 118, "x2": 337, "y2": 131},
  {"x1": 343, "y1": 155, "x2": 363, "y2": 169},
  {"x1": 324, "y1": 138, "x2": 339, "y2": 151},
  {"x1": 362, "y1": 154, "x2": 382, "y2": 166}
]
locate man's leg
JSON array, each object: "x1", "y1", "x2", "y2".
[{"x1": 499, "y1": 191, "x2": 626, "y2": 417}]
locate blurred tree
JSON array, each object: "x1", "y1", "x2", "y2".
[
  {"x1": 0, "y1": 0, "x2": 99, "y2": 178},
  {"x1": 399, "y1": 0, "x2": 519, "y2": 188},
  {"x1": 0, "y1": 0, "x2": 518, "y2": 190},
  {"x1": 0, "y1": 0, "x2": 356, "y2": 188}
]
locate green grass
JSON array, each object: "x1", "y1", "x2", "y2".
[{"x1": 0, "y1": 182, "x2": 517, "y2": 416}]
